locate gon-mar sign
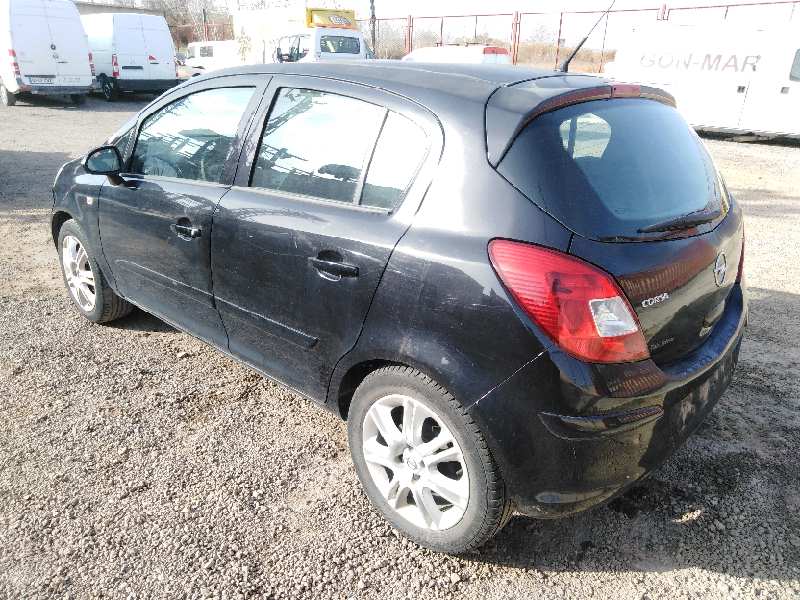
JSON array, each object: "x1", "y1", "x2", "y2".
[{"x1": 640, "y1": 52, "x2": 761, "y2": 73}]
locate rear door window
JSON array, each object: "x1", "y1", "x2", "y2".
[
  {"x1": 320, "y1": 36, "x2": 360, "y2": 54},
  {"x1": 497, "y1": 98, "x2": 726, "y2": 240},
  {"x1": 250, "y1": 88, "x2": 385, "y2": 203},
  {"x1": 361, "y1": 112, "x2": 429, "y2": 209},
  {"x1": 130, "y1": 87, "x2": 255, "y2": 183}
]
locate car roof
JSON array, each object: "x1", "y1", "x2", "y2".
[{"x1": 193, "y1": 61, "x2": 607, "y2": 105}]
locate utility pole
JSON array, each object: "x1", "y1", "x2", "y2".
[{"x1": 369, "y1": 0, "x2": 376, "y2": 55}]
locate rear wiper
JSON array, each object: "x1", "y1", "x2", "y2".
[{"x1": 637, "y1": 208, "x2": 721, "y2": 234}]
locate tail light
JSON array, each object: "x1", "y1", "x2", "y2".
[
  {"x1": 736, "y1": 228, "x2": 745, "y2": 283},
  {"x1": 148, "y1": 54, "x2": 157, "y2": 63},
  {"x1": 9, "y1": 49, "x2": 20, "y2": 76},
  {"x1": 483, "y1": 47, "x2": 509, "y2": 55},
  {"x1": 111, "y1": 54, "x2": 120, "y2": 78},
  {"x1": 88, "y1": 52, "x2": 96, "y2": 76},
  {"x1": 488, "y1": 240, "x2": 650, "y2": 363},
  {"x1": 174, "y1": 56, "x2": 179, "y2": 79}
]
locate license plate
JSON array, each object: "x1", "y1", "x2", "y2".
[{"x1": 28, "y1": 77, "x2": 53, "y2": 84}]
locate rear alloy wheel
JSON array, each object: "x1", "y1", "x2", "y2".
[
  {"x1": 348, "y1": 366, "x2": 512, "y2": 553},
  {"x1": 0, "y1": 84, "x2": 17, "y2": 107},
  {"x1": 101, "y1": 77, "x2": 118, "y2": 102},
  {"x1": 57, "y1": 220, "x2": 133, "y2": 323}
]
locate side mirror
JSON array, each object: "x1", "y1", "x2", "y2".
[
  {"x1": 275, "y1": 48, "x2": 284, "y2": 63},
  {"x1": 84, "y1": 145, "x2": 122, "y2": 175}
]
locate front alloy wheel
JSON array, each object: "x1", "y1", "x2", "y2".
[
  {"x1": 61, "y1": 235, "x2": 96, "y2": 312},
  {"x1": 362, "y1": 393, "x2": 470, "y2": 531}
]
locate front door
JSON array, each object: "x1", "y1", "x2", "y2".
[
  {"x1": 211, "y1": 77, "x2": 439, "y2": 399},
  {"x1": 98, "y1": 79, "x2": 264, "y2": 344}
]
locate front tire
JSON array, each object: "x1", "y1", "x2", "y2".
[
  {"x1": 348, "y1": 366, "x2": 512, "y2": 553},
  {"x1": 57, "y1": 220, "x2": 133, "y2": 323},
  {"x1": 0, "y1": 83, "x2": 17, "y2": 107}
]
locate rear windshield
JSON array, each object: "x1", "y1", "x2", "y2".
[
  {"x1": 497, "y1": 98, "x2": 726, "y2": 240},
  {"x1": 320, "y1": 35, "x2": 360, "y2": 54}
]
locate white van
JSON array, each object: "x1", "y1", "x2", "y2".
[
  {"x1": 233, "y1": 8, "x2": 371, "y2": 64},
  {"x1": 402, "y1": 45, "x2": 511, "y2": 65},
  {"x1": 81, "y1": 13, "x2": 178, "y2": 101},
  {"x1": 186, "y1": 40, "x2": 241, "y2": 75},
  {"x1": 0, "y1": 0, "x2": 93, "y2": 106},
  {"x1": 604, "y1": 23, "x2": 800, "y2": 138}
]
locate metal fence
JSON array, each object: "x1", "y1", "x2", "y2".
[{"x1": 358, "y1": 1, "x2": 800, "y2": 69}]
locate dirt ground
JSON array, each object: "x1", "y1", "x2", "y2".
[{"x1": 0, "y1": 95, "x2": 798, "y2": 600}]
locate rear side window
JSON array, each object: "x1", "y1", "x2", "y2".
[
  {"x1": 200, "y1": 46, "x2": 213, "y2": 57},
  {"x1": 791, "y1": 49, "x2": 800, "y2": 82},
  {"x1": 320, "y1": 36, "x2": 360, "y2": 54},
  {"x1": 130, "y1": 87, "x2": 255, "y2": 183},
  {"x1": 251, "y1": 88, "x2": 385, "y2": 203},
  {"x1": 497, "y1": 98, "x2": 725, "y2": 240},
  {"x1": 361, "y1": 112, "x2": 428, "y2": 209}
]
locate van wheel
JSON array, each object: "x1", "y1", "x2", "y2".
[
  {"x1": 57, "y1": 220, "x2": 133, "y2": 323},
  {"x1": 70, "y1": 93, "x2": 86, "y2": 105},
  {"x1": 0, "y1": 84, "x2": 17, "y2": 107},
  {"x1": 347, "y1": 366, "x2": 512, "y2": 554},
  {"x1": 100, "y1": 77, "x2": 118, "y2": 102}
]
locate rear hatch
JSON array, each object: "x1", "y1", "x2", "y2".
[
  {"x1": 494, "y1": 87, "x2": 744, "y2": 364},
  {"x1": 140, "y1": 15, "x2": 175, "y2": 80}
]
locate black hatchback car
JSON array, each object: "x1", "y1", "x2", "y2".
[{"x1": 52, "y1": 62, "x2": 746, "y2": 553}]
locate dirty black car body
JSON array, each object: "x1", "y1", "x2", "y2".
[{"x1": 51, "y1": 62, "x2": 746, "y2": 550}]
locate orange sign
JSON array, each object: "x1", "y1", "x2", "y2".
[{"x1": 305, "y1": 8, "x2": 357, "y2": 29}]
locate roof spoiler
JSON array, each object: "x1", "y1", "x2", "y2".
[{"x1": 485, "y1": 80, "x2": 676, "y2": 166}]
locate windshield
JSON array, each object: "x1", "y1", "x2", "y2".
[
  {"x1": 320, "y1": 35, "x2": 360, "y2": 54},
  {"x1": 497, "y1": 98, "x2": 727, "y2": 240}
]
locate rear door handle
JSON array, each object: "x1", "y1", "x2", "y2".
[
  {"x1": 308, "y1": 257, "x2": 359, "y2": 278},
  {"x1": 171, "y1": 223, "x2": 202, "y2": 239}
]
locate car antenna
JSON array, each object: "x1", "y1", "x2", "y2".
[{"x1": 559, "y1": 0, "x2": 616, "y2": 73}]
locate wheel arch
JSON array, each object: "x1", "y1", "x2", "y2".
[{"x1": 51, "y1": 210, "x2": 74, "y2": 246}]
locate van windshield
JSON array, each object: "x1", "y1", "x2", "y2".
[
  {"x1": 497, "y1": 98, "x2": 727, "y2": 240},
  {"x1": 320, "y1": 35, "x2": 360, "y2": 54}
]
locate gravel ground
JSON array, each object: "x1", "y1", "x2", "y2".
[{"x1": 0, "y1": 95, "x2": 798, "y2": 600}]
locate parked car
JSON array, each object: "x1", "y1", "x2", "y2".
[
  {"x1": 402, "y1": 44, "x2": 512, "y2": 65},
  {"x1": 184, "y1": 40, "x2": 241, "y2": 76},
  {"x1": 0, "y1": 0, "x2": 94, "y2": 106},
  {"x1": 51, "y1": 63, "x2": 746, "y2": 553},
  {"x1": 80, "y1": 13, "x2": 179, "y2": 101}
]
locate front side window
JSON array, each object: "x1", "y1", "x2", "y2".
[
  {"x1": 361, "y1": 112, "x2": 428, "y2": 209},
  {"x1": 791, "y1": 49, "x2": 800, "y2": 82},
  {"x1": 320, "y1": 35, "x2": 360, "y2": 54},
  {"x1": 251, "y1": 88, "x2": 384, "y2": 203},
  {"x1": 130, "y1": 87, "x2": 255, "y2": 183}
]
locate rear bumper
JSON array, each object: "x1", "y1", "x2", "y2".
[
  {"x1": 113, "y1": 78, "x2": 180, "y2": 94},
  {"x1": 469, "y1": 283, "x2": 747, "y2": 517},
  {"x1": 23, "y1": 85, "x2": 92, "y2": 96}
]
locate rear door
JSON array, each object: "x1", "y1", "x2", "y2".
[
  {"x1": 211, "y1": 76, "x2": 439, "y2": 399},
  {"x1": 114, "y1": 14, "x2": 147, "y2": 81},
  {"x1": 496, "y1": 96, "x2": 744, "y2": 364},
  {"x1": 9, "y1": 0, "x2": 59, "y2": 83},
  {"x1": 98, "y1": 77, "x2": 265, "y2": 345},
  {"x1": 738, "y1": 47, "x2": 800, "y2": 136},
  {"x1": 141, "y1": 16, "x2": 174, "y2": 80},
  {"x1": 43, "y1": 0, "x2": 90, "y2": 83}
]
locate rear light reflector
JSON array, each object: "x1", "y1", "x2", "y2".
[
  {"x1": 483, "y1": 46, "x2": 509, "y2": 55},
  {"x1": 736, "y1": 228, "x2": 745, "y2": 283},
  {"x1": 88, "y1": 52, "x2": 96, "y2": 76},
  {"x1": 111, "y1": 54, "x2": 120, "y2": 78},
  {"x1": 488, "y1": 240, "x2": 650, "y2": 363},
  {"x1": 9, "y1": 48, "x2": 20, "y2": 76}
]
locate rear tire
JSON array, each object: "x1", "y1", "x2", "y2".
[
  {"x1": 57, "y1": 219, "x2": 133, "y2": 323},
  {"x1": 70, "y1": 93, "x2": 86, "y2": 105},
  {"x1": 100, "y1": 76, "x2": 118, "y2": 102},
  {"x1": 347, "y1": 366, "x2": 512, "y2": 554},
  {"x1": 0, "y1": 84, "x2": 17, "y2": 107}
]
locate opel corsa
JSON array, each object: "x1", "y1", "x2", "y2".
[{"x1": 51, "y1": 63, "x2": 747, "y2": 553}]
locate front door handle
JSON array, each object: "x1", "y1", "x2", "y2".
[
  {"x1": 309, "y1": 257, "x2": 359, "y2": 278},
  {"x1": 171, "y1": 223, "x2": 202, "y2": 239}
]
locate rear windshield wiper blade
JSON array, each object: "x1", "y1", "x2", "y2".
[{"x1": 638, "y1": 208, "x2": 721, "y2": 234}]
